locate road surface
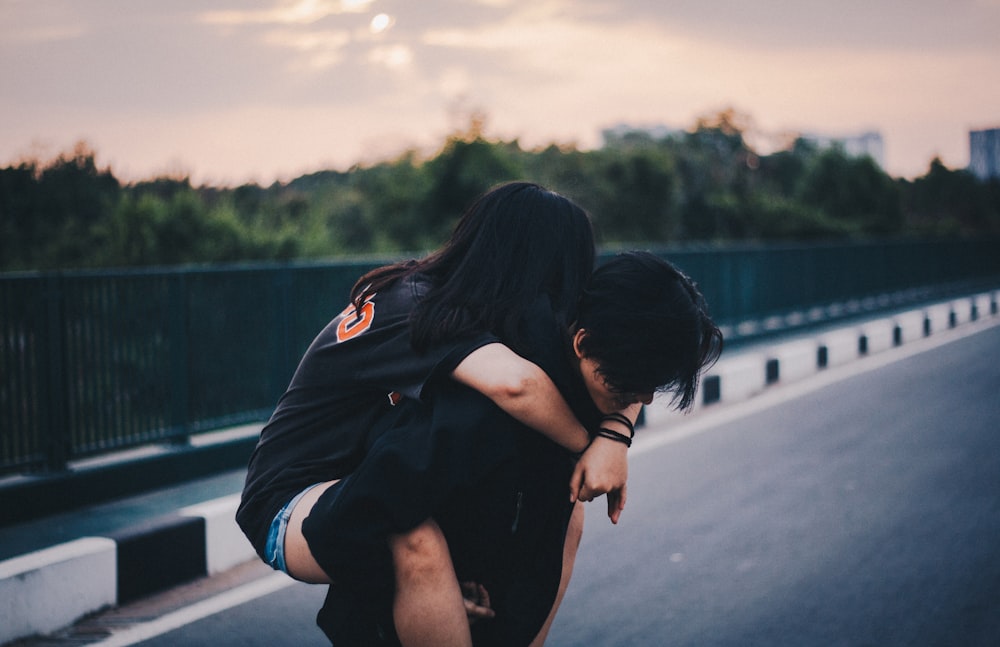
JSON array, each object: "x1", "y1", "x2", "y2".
[{"x1": 41, "y1": 321, "x2": 1000, "y2": 647}]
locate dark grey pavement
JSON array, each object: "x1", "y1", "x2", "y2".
[
  {"x1": 547, "y1": 321, "x2": 1000, "y2": 647},
  {"x1": 47, "y1": 311, "x2": 1000, "y2": 647}
]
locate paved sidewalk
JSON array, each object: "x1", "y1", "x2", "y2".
[{"x1": 1, "y1": 289, "x2": 997, "y2": 646}]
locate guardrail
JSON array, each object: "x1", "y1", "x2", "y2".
[{"x1": 2, "y1": 239, "x2": 999, "y2": 476}]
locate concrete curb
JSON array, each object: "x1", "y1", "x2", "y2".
[
  {"x1": 1, "y1": 290, "x2": 997, "y2": 646},
  {"x1": 0, "y1": 538, "x2": 117, "y2": 644},
  {"x1": 0, "y1": 502, "x2": 258, "y2": 645},
  {"x1": 642, "y1": 290, "x2": 998, "y2": 423}
]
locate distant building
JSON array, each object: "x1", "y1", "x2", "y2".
[
  {"x1": 801, "y1": 131, "x2": 885, "y2": 168},
  {"x1": 601, "y1": 122, "x2": 682, "y2": 146},
  {"x1": 969, "y1": 128, "x2": 1000, "y2": 181}
]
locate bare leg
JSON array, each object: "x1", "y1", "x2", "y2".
[
  {"x1": 390, "y1": 519, "x2": 473, "y2": 647},
  {"x1": 530, "y1": 502, "x2": 584, "y2": 647},
  {"x1": 285, "y1": 483, "x2": 474, "y2": 645},
  {"x1": 284, "y1": 480, "x2": 338, "y2": 584}
]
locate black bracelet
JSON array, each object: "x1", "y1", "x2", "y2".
[
  {"x1": 595, "y1": 427, "x2": 632, "y2": 448},
  {"x1": 601, "y1": 413, "x2": 635, "y2": 438}
]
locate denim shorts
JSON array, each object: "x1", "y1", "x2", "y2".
[{"x1": 264, "y1": 483, "x2": 323, "y2": 574}]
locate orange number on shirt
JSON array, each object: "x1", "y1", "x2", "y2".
[{"x1": 335, "y1": 296, "x2": 375, "y2": 342}]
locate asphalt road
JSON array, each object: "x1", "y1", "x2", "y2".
[
  {"x1": 72, "y1": 322, "x2": 1000, "y2": 647},
  {"x1": 547, "y1": 322, "x2": 1000, "y2": 647}
]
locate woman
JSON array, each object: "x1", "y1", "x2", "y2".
[{"x1": 237, "y1": 182, "x2": 634, "y2": 646}]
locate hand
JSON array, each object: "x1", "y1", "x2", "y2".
[
  {"x1": 461, "y1": 581, "x2": 495, "y2": 624},
  {"x1": 606, "y1": 483, "x2": 627, "y2": 525},
  {"x1": 568, "y1": 436, "x2": 628, "y2": 522}
]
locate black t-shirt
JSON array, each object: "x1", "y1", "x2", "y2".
[{"x1": 236, "y1": 274, "x2": 497, "y2": 557}]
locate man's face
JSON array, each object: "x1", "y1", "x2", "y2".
[{"x1": 573, "y1": 329, "x2": 654, "y2": 414}]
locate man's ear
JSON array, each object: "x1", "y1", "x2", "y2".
[{"x1": 572, "y1": 328, "x2": 588, "y2": 359}]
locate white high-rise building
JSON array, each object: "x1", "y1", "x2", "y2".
[
  {"x1": 801, "y1": 131, "x2": 885, "y2": 168},
  {"x1": 969, "y1": 128, "x2": 1000, "y2": 181}
]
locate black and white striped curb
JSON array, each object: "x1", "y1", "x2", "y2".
[
  {"x1": 645, "y1": 290, "x2": 998, "y2": 425},
  {"x1": 0, "y1": 494, "x2": 255, "y2": 645}
]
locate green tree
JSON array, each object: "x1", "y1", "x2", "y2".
[
  {"x1": 669, "y1": 109, "x2": 759, "y2": 240},
  {"x1": 0, "y1": 143, "x2": 120, "y2": 270},
  {"x1": 796, "y1": 148, "x2": 902, "y2": 236},
  {"x1": 589, "y1": 147, "x2": 679, "y2": 243},
  {"x1": 421, "y1": 136, "x2": 524, "y2": 243},
  {"x1": 901, "y1": 158, "x2": 1000, "y2": 236},
  {"x1": 0, "y1": 161, "x2": 38, "y2": 270}
]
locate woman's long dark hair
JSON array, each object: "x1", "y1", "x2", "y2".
[{"x1": 351, "y1": 182, "x2": 596, "y2": 351}]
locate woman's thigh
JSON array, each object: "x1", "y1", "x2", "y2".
[{"x1": 284, "y1": 479, "x2": 341, "y2": 583}]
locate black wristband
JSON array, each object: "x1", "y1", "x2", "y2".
[
  {"x1": 601, "y1": 413, "x2": 635, "y2": 438},
  {"x1": 596, "y1": 427, "x2": 632, "y2": 448}
]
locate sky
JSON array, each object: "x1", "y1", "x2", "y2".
[{"x1": 2, "y1": 0, "x2": 999, "y2": 186}]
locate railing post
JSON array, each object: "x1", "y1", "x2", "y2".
[
  {"x1": 168, "y1": 272, "x2": 190, "y2": 444},
  {"x1": 43, "y1": 274, "x2": 69, "y2": 471},
  {"x1": 272, "y1": 266, "x2": 294, "y2": 397}
]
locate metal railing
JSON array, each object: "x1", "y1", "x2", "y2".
[{"x1": 2, "y1": 239, "x2": 998, "y2": 476}]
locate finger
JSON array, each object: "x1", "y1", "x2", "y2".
[
  {"x1": 464, "y1": 599, "x2": 496, "y2": 620},
  {"x1": 478, "y1": 583, "x2": 491, "y2": 608},
  {"x1": 608, "y1": 484, "x2": 628, "y2": 524},
  {"x1": 607, "y1": 491, "x2": 621, "y2": 524}
]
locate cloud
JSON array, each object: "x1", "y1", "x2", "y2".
[
  {"x1": 2, "y1": 0, "x2": 998, "y2": 182},
  {"x1": 2, "y1": 24, "x2": 88, "y2": 45},
  {"x1": 262, "y1": 28, "x2": 353, "y2": 70},
  {"x1": 368, "y1": 44, "x2": 414, "y2": 69},
  {"x1": 570, "y1": 0, "x2": 1000, "y2": 52},
  {"x1": 198, "y1": 0, "x2": 374, "y2": 26}
]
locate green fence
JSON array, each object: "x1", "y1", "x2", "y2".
[{"x1": 2, "y1": 240, "x2": 999, "y2": 476}]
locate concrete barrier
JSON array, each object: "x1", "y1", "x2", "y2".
[
  {"x1": 924, "y1": 303, "x2": 954, "y2": 334},
  {"x1": 181, "y1": 494, "x2": 255, "y2": 575},
  {"x1": 980, "y1": 291, "x2": 997, "y2": 316},
  {"x1": 767, "y1": 339, "x2": 820, "y2": 384},
  {"x1": 858, "y1": 318, "x2": 897, "y2": 356},
  {"x1": 0, "y1": 497, "x2": 255, "y2": 643},
  {"x1": 816, "y1": 328, "x2": 860, "y2": 368},
  {"x1": 0, "y1": 537, "x2": 117, "y2": 645},
  {"x1": 706, "y1": 352, "x2": 768, "y2": 405},
  {"x1": 950, "y1": 298, "x2": 972, "y2": 326},
  {"x1": 110, "y1": 514, "x2": 207, "y2": 604},
  {"x1": 893, "y1": 310, "x2": 927, "y2": 345}
]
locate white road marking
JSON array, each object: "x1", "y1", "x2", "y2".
[{"x1": 89, "y1": 573, "x2": 295, "y2": 647}]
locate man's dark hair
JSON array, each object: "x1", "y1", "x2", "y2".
[{"x1": 575, "y1": 251, "x2": 723, "y2": 411}]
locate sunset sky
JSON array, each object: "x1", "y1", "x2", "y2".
[{"x1": 2, "y1": 0, "x2": 999, "y2": 185}]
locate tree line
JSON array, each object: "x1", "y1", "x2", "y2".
[{"x1": 3, "y1": 110, "x2": 999, "y2": 272}]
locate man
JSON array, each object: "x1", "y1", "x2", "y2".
[{"x1": 310, "y1": 251, "x2": 723, "y2": 646}]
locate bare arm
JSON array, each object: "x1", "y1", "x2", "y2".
[
  {"x1": 453, "y1": 343, "x2": 641, "y2": 521},
  {"x1": 450, "y1": 342, "x2": 591, "y2": 454}
]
